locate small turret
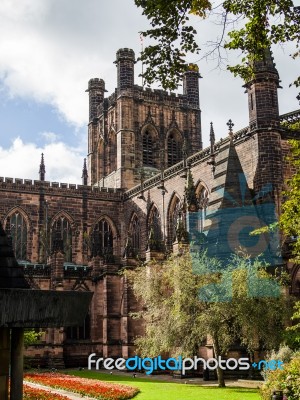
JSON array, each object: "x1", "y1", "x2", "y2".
[
  {"x1": 115, "y1": 48, "x2": 135, "y2": 91},
  {"x1": 39, "y1": 153, "x2": 45, "y2": 181},
  {"x1": 183, "y1": 63, "x2": 201, "y2": 108},
  {"x1": 86, "y1": 78, "x2": 106, "y2": 122},
  {"x1": 244, "y1": 49, "x2": 280, "y2": 129}
]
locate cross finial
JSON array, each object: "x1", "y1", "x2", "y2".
[
  {"x1": 39, "y1": 153, "x2": 46, "y2": 181},
  {"x1": 227, "y1": 119, "x2": 234, "y2": 133},
  {"x1": 82, "y1": 158, "x2": 88, "y2": 185}
]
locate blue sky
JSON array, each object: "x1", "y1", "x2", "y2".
[
  {"x1": 0, "y1": 0, "x2": 299, "y2": 183},
  {"x1": 0, "y1": 95, "x2": 77, "y2": 149}
]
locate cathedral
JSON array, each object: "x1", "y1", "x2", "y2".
[{"x1": 0, "y1": 48, "x2": 299, "y2": 367}]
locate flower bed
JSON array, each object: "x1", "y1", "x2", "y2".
[
  {"x1": 24, "y1": 384, "x2": 70, "y2": 400},
  {"x1": 24, "y1": 373, "x2": 139, "y2": 400}
]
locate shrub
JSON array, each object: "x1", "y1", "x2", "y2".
[{"x1": 260, "y1": 355, "x2": 300, "y2": 400}]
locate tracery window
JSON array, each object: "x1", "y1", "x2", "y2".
[
  {"x1": 198, "y1": 187, "x2": 209, "y2": 233},
  {"x1": 6, "y1": 212, "x2": 28, "y2": 260},
  {"x1": 167, "y1": 133, "x2": 182, "y2": 167},
  {"x1": 142, "y1": 130, "x2": 154, "y2": 166},
  {"x1": 131, "y1": 216, "x2": 141, "y2": 255},
  {"x1": 149, "y1": 207, "x2": 162, "y2": 243},
  {"x1": 52, "y1": 216, "x2": 72, "y2": 262},
  {"x1": 168, "y1": 197, "x2": 181, "y2": 244},
  {"x1": 92, "y1": 219, "x2": 114, "y2": 259}
]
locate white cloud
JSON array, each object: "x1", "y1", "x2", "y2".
[
  {"x1": 0, "y1": 0, "x2": 299, "y2": 150},
  {"x1": 0, "y1": 137, "x2": 84, "y2": 183},
  {"x1": 40, "y1": 131, "x2": 60, "y2": 143},
  {"x1": 0, "y1": 0, "x2": 147, "y2": 128}
]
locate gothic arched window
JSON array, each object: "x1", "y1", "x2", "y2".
[
  {"x1": 142, "y1": 130, "x2": 154, "y2": 167},
  {"x1": 6, "y1": 212, "x2": 28, "y2": 260},
  {"x1": 197, "y1": 187, "x2": 209, "y2": 233},
  {"x1": 52, "y1": 216, "x2": 72, "y2": 262},
  {"x1": 152, "y1": 207, "x2": 162, "y2": 242},
  {"x1": 147, "y1": 207, "x2": 162, "y2": 251},
  {"x1": 167, "y1": 133, "x2": 182, "y2": 167},
  {"x1": 131, "y1": 216, "x2": 141, "y2": 255},
  {"x1": 168, "y1": 197, "x2": 181, "y2": 244},
  {"x1": 92, "y1": 219, "x2": 114, "y2": 260}
]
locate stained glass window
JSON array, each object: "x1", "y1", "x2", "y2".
[
  {"x1": 142, "y1": 131, "x2": 154, "y2": 166},
  {"x1": 198, "y1": 187, "x2": 209, "y2": 233},
  {"x1": 169, "y1": 197, "x2": 181, "y2": 243},
  {"x1": 6, "y1": 213, "x2": 28, "y2": 260},
  {"x1": 92, "y1": 219, "x2": 114, "y2": 259},
  {"x1": 52, "y1": 216, "x2": 72, "y2": 262},
  {"x1": 131, "y1": 216, "x2": 141, "y2": 255},
  {"x1": 149, "y1": 207, "x2": 162, "y2": 242},
  {"x1": 167, "y1": 133, "x2": 182, "y2": 167}
]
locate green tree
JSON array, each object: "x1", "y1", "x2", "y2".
[
  {"x1": 24, "y1": 329, "x2": 42, "y2": 348},
  {"x1": 286, "y1": 301, "x2": 300, "y2": 347},
  {"x1": 126, "y1": 250, "x2": 291, "y2": 387},
  {"x1": 280, "y1": 138, "x2": 300, "y2": 261},
  {"x1": 135, "y1": 0, "x2": 300, "y2": 89}
]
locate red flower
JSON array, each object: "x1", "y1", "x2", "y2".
[
  {"x1": 24, "y1": 373, "x2": 139, "y2": 400},
  {"x1": 23, "y1": 384, "x2": 70, "y2": 400}
]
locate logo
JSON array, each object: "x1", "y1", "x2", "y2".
[
  {"x1": 88, "y1": 354, "x2": 283, "y2": 375},
  {"x1": 189, "y1": 175, "x2": 282, "y2": 302}
]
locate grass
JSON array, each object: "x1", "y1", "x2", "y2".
[{"x1": 66, "y1": 370, "x2": 261, "y2": 400}]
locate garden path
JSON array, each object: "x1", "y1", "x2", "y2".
[{"x1": 24, "y1": 381, "x2": 97, "y2": 400}]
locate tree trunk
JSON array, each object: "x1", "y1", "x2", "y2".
[{"x1": 212, "y1": 335, "x2": 226, "y2": 387}]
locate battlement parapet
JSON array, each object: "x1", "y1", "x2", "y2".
[
  {"x1": 98, "y1": 85, "x2": 194, "y2": 116},
  {"x1": 0, "y1": 177, "x2": 123, "y2": 200},
  {"x1": 132, "y1": 85, "x2": 185, "y2": 103},
  {"x1": 103, "y1": 85, "x2": 188, "y2": 108}
]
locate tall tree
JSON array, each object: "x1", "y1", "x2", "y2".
[
  {"x1": 126, "y1": 250, "x2": 291, "y2": 387},
  {"x1": 280, "y1": 138, "x2": 300, "y2": 261},
  {"x1": 135, "y1": 0, "x2": 300, "y2": 89}
]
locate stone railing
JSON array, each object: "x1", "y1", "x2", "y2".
[{"x1": 279, "y1": 109, "x2": 300, "y2": 125}]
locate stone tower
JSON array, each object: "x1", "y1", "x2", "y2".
[
  {"x1": 244, "y1": 49, "x2": 283, "y2": 198},
  {"x1": 244, "y1": 49, "x2": 280, "y2": 130},
  {"x1": 86, "y1": 78, "x2": 106, "y2": 185},
  {"x1": 87, "y1": 49, "x2": 203, "y2": 189}
]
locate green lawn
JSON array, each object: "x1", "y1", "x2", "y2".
[{"x1": 66, "y1": 370, "x2": 261, "y2": 400}]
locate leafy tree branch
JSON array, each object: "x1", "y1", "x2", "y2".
[{"x1": 135, "y1": 0, "x2": 300, "y2": 89}]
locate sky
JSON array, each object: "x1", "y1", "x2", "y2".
[{"x1": 0, "y1": 0, "x2": 299, "y2": 183}]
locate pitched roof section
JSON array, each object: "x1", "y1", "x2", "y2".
[{"x1": 208, "y1": 138, "x2": 253, "y2": 211}]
